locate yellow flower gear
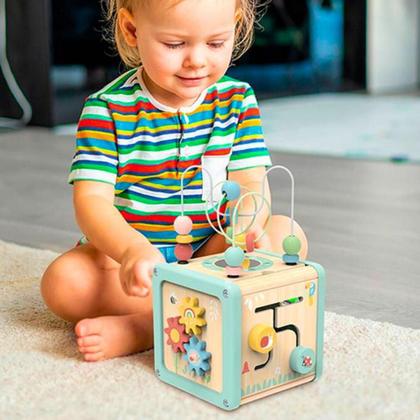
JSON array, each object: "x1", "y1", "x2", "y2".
[{"x1": 178, "y1": 296, "x2": 207, "y2": 335}]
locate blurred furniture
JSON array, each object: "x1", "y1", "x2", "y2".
[
  {"x1": 367, "y1": 0, "x2": 420, "y2": 93},
  {"x1": 52, "y1": 0, "x2": 115, "y2": 68},
  {"x1": 237, "y1": 0, "x2": 310, "y2": 65},
  {"x1": 0, "y1": 0, "x2": 53, "y2": 126}
]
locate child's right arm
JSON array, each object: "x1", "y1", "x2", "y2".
[{"x1": 73, "y1": 180, "x2": 165, "y2": 297}]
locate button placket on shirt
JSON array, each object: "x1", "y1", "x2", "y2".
[{"x1": 178, "y1": 113, "x2": 190, "y2": 161}]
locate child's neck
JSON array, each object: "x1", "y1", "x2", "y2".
[{"x1": 141, "y1": 69, "x2": 202, "y2": 111}]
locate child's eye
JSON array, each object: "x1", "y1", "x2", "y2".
[
  {"x1": 163, "y1": 42, "x2": 184, "y2": 49},
  {"x1": 208, "y1": 41, "x2": 225, "y2": 49}
]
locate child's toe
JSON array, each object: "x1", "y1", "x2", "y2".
[
  {"x1": 83, "y1": 351, "x2": 105, "y2": 362},
  {"x1": 75, "y1": 318, "x2": 104, "y2": 337},
  {"x1": 77, "y1": 334, "x2": 102, "y2": 347},
  {"x1": 79, "y1": 344, "x2": 102, "y2": 354}
]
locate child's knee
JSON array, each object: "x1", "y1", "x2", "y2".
[{"x1": 41, "y1": 255, "x2": 96, "y2": 319}]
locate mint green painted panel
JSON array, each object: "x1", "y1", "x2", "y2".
[
  {"x1": 152, "y1": 263, "x2": 243, "y2": 411},
  {"x1": 304, "y1": 261, "x2": 326, "y2": 380}
]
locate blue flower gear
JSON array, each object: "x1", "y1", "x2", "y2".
[{"x1": 182, "y1": 336, "x2": 211, "y2": 377}]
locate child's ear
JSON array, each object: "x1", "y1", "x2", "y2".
[{"x1": 118, "y1": 8, "x2": 138, "y2": 47}]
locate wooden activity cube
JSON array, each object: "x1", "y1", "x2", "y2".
[{"x1": 152, "y1": 250, "x2": 325, "y2": 411}]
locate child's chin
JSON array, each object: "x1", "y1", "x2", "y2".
[{"x1": 176, "y1": 88, "x2": 203, "y2": 101}]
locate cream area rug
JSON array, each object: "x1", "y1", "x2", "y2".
[{"x1": 1, "y1": 240, "x2": 419, "y2": 420}]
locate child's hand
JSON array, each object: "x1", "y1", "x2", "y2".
[
  {"x1": 246, "y1": 224, "x2": 272, "y2": 251},
  {"x1": 119, "y1": 243, "x2": 165, "y2": 297}
]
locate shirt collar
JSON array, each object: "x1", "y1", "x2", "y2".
[{"x1": 136, "y1": 67, "x2": 208, "y2": 114}]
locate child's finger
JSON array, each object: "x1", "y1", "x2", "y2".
[
  {"x1": 133, "y1": 260, "x2": 153, "y2": 290},
  {"x1": 130, "y1": 285, "x2": 149, "y2": 297},
  {"x1": 119, "y1": 268, "x2": 131, "y2": 296}
]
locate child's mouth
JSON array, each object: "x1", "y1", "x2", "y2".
[{"x1": 176, "y1": 75, "x2": 206, "y2": 86}]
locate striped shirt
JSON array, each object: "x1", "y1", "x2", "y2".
[{"x1": 69, "y1": 68, "x2": 272, "y2": 245}]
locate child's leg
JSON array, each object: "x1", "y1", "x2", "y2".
[
  {"x1": 41, "y1": 215, "x2": 307, "y2": 362},
  {"x1": 194, "y1": 215, "x2": 308, "y2": 258},
  {"x1": 41, "y1": 243, "x2": 154, "y2": 361}
]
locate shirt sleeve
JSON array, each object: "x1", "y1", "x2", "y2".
[
  {"x1": 227, "y1": 85, "x2": 272, "y2": 172},
  {"x1": 68, "y1": 96, "x2": 118, "y2": 185}
]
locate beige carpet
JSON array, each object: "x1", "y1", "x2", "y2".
[{"x1": 1, "y1": 240, "x2": 419, "y2": 420}]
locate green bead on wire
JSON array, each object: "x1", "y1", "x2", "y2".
[{"x1": 283, "y1": 235, "x2": 301, "y2": 255}]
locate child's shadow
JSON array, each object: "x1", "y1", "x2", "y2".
[{"x1": 10, "y1": 295, "x2": 79, "y2": 360}]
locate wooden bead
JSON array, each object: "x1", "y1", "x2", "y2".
[
  {"x1": 246, "y1": 232, "x2": 256, "y2": 252},
  {"x1": 224, "y1": 246, "x2": 244, "y2": 267},
  {"x1": 174, "y1": 244, "x2": 193, "y2": 261},
  {"x1": 221, "y1": 181, "x2": 240, "y2": 201},
  {"x1": 242, "y1": 257, "x2": 251, "y2": 270},
  {"x1": 283, "y1": 235, "x2": 301, "y2": 255},
  {"x1": 176, "y1": 234, "x2": 193, "y2": 244},
  {"x1": 174, "y1": 215, "x2": 193, "y2": 235},
  {"x1": 225, "y1": 266, "x2": 242, "y2": 277},
  {"x1": 235, "y1": 233, "x2": 246, "y2": 250}
]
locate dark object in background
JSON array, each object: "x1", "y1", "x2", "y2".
[
  {"x1": 0, "y1": 0, "x2": 53, "y2": 126},
  {"x1": 343, "y1": 0, "x2": 366, "y2": 90},
  {"x1": 238, "y1": 0, "x2": 310, "y2": 65},
  {"x1": 320, "y1": 0, "x2": 333, "y2": 8},
  {"x1": 0, "y1": 0, "x2": 366, "y2": 126},
  {"x1": 52, "y1": 0, "x2": 117, "y2": 67},
  {"x1": 52, "y1": 0, "x2": 309, "y2": 68}
]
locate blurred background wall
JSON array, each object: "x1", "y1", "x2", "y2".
[
  {"x1": 0, "y1": 0, "x2": 379, "y2": 127},
  {"x1": 367, "y1": 0, "x2": 419, "y2": 93}
]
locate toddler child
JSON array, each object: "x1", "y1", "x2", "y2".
[{"x1": 41, "y1": 0, "x2": 308, "y2": 362}]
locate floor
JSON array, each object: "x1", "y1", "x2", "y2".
[
  {"x1": 260, "y1": 92, "x2": 420, "y2": 163},
  {"x1": 1, "y1": 127, "x2": 419, "y2": 329}
]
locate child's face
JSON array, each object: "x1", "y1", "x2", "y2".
[{"x1": 120, "y1": 0, "x2": 237, "y2": 108}]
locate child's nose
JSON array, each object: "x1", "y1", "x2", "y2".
[{"x1": 183, "y1": 46, "x2": 206, "y2": 69}]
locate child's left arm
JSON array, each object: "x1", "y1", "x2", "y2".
[
  {"x1": 225, "y1": 84, "x2": 273, "y2": 248},
  {"x1": 228, "y1": 166, "x2": 272, "y2": 249}
]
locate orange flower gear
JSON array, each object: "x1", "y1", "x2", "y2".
[
  {"x1": 164, "y1": 316, "x2": 190, "y2": 353},
  {"x1": 178, "y1": 296, "x2": 207, "y2": 336}
]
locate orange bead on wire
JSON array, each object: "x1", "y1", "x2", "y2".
[
  {"x1": 174, "y1": 244, "x2": 193, "y2": 264},
  {"x1": 174, "y1": 215, "x2": 193, "y2": 264}
]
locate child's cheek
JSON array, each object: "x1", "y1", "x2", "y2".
[
  {"x1": 150, "y1": 49, "x2": 176, "y2": 72},
  {"x1": 159, "y1": 47, "x2": 181, "y2": 66},
  {"x1": 216, "y1": 49, "x2": 234, "y2": 70}
]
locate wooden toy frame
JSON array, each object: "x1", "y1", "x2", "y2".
[{"x1": 153, "y1": 249, "x2": 325, "y2": 411}]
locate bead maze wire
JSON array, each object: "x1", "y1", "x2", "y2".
[
  {"x1": 231, "y1": 192, "x2": 272, "y2": 247},
  {"x1": 263, "y1": 165, "x2": 296, "y2": 236},
  {"x1": 179, "y1": 165, "x2": 259, "y2": 244},
  {"x1": 179, "y1": 164, "x2": 297, "y2": 245}
]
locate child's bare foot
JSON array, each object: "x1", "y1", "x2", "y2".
[{"x1": 75, "y1": 313, "x2": 153, "y2": 362}]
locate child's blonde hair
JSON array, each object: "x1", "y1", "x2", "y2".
[{"x1": 104, "y1": 0, "x2": 265, "y2": 68}]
